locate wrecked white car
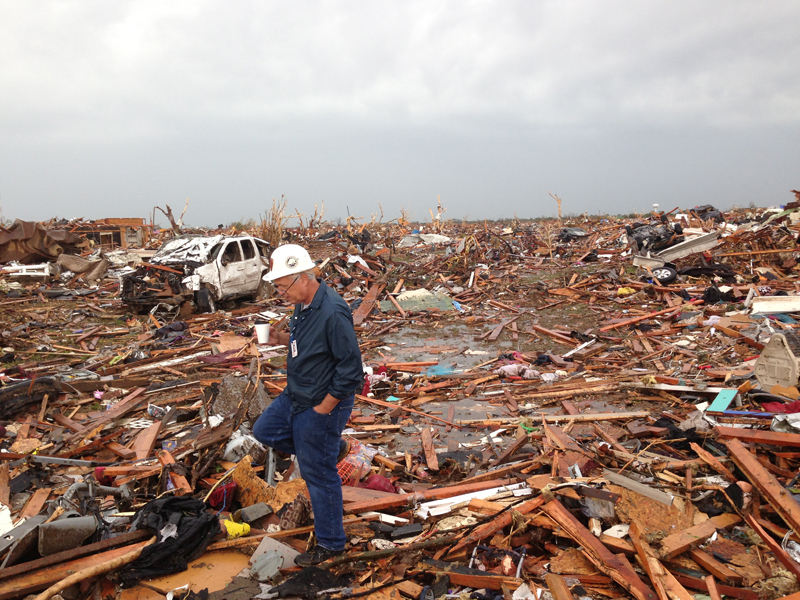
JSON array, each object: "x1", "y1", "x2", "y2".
[
  {"x1": 121, "y1": 235, "x2": 270, "y2": 314},
  {"x1": 631, "y1": 230, "x2": 723, "y2": 283}
]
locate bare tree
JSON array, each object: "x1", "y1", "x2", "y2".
[
  {"x1": 429, "y1": 195, "x2": 447, "y2": 232},
  {"x1": 155, "y1": 198, "x2": 189, "y2": 232},
  {"x1": 260, "y1": 196, "x2": 288, "y2": 247},
  {"x1": 548, "y1": 192, "x2": 563, "y2": 224}
]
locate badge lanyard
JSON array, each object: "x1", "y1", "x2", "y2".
[{"x1": 289, "y1": 307, "x2": 313, "y2": 358}]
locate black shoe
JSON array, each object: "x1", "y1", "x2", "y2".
[
  {"x1": 337, "y1": 438, "x2": 351, "y2": 464},
  {"x1": 294, "y1": 546, "x2": 344, "y2": 566}
]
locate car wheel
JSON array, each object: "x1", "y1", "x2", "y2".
[
  {"x1": 195, "y1": 288, "x2": 217, "y2": 313},
  {"x1": 651, "y1": 266, "x2": 677, "y2": 284}
]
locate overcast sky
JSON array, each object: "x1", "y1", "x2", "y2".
[{"x1": 1, "y1": 1, "x2": 799, "y2": 227}]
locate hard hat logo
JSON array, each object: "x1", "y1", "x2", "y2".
[{"x1": 286, "y1": 256, "x2": 298, "y2": 269}]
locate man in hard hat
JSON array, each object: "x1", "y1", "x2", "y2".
[{"x1": 252, "y1": 244, "x2": 363, "y2": 566}]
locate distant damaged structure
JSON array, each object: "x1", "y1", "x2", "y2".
[{"x1": 0, "y1": 220, "x2": 86, "y2": 263}]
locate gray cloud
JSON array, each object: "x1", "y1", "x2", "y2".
[{"x1": 1, "y1": 1, "x2": 799, "y2": 225}]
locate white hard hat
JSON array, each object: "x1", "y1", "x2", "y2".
[{"x1": 263, "y1": 244, "x2": 316, "y2": 282}]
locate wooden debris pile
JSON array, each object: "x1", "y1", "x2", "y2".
[{"x1": 2, "y1": 198, "x2": 800, "y2": 598}]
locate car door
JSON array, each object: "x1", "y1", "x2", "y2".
[
  {"x1": 239, "y1": 238, "x2": 262, "y2": 294},
  {"x1": 217, "y1": 240, "x2": 247, "y2": 297}
]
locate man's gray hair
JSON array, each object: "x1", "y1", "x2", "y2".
[{"x1": 301, "y1": 270, "x2": 316, "y2": 280}]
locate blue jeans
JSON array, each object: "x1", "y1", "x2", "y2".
[{"x1": 252, "y1": 391, "x2": 354, "y2": 551}]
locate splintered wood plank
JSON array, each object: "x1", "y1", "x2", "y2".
[
  {"x1": 593, "y1": 424, "x2": 627, "y2": 453},
  {"x1": 464, "y1": 374, "x2": 499, "y2": 395},
  {"x1": 477, "y1": 317, "x2": 512, "y2": 341},
  {"x1": 356, "y1": 394, "x2": 457, "y2": 428},
  {"x1": 0, "y1": 530, "x2": 150, "y2": 582},
  {"x1": 17, "y1": 417, "x2": 33, "y2": 440},
  {"x1": 542, "y1": 500, "x2": 657, "y2": 600},
  {"x1": 38, "y1": 395, "x2": 48, "y2": 422},
  {"x1": 344, "y1": 478, "x2": 510, "y2": 514},
  {"x1": 456, "y1": 411, "x2": 649, "y2": 426},
  {"x1": 51, "y1": 412, "x2": 82, "y2": 432},
  {"x1": 466, "y1": 498, "x2": 507, "y2": 515},
  {"x1": 489, "y1": 432, "x2": 528, "y2": 466},
  {"x1": 461, "y1": 457, "x2": 540, "y2": 484},
  {"x1": 544, "y1": 423, "x2": 583, "y2": 452},
  {"x1": 658, "y1": 513, "x2": 741, "y2": 559},
  {"x1": 690, "y1": 442, "x2": 737, "y2": 482},
  {"x1": 543, "y1": 423, "x2": 591, "y2": 473},
  {"x1": 352, "y1": 284, "x2": 386, "y2": 325},
  {"x1": 158, "y1": 451, "x2": 192, "y2": 495},
  {"x1": 58, "y1": 431, "x2": 122, "y2": 458},
  {"x1": 0, "y1": 540, "x2": 151, "y2": 600},
  {"x1": 341, "y1": 486, "x2": 398, "y2": 504},
  {"x1": 132, "y1": 421, "x2": 162, "y2": 460},
  {"x1": 372, "y1": 455, "x2": 404, "y2": 473},
  {"x1": 727, "y1": 438, "x2": 800, "y2": 535},
  {"x1": 395, "y1": 580, "x2": 424, "y2": 600},
  {"x1": 599, "y1": 299, "x2": 703, "y2": 332},
  {"x1": 412, "y1": 566, "x2": 521, "y2": 591},
  {"x1": 704, "y1": 575, "x2": 723, "y2": 600},
  {"x1": 743, "y1": 513, "x2": 800, "y2": 580},
  {"x1": 420, "y1": 427, "x2": 439, "y2": 471},
  {"x1": 528, "y1": 324, "x2": 578, "y2": 346},
  {"x1": 0, "y1": 463, "x2": 9, "y2": 507},
  {"x1": 104, "y1": 466, "x2": 161, "y2": 478},
  {"x1": 386, "y1": 293, "x2": 407, "y2": 318},
  {"x1": 561, "y1": 400, "x2": 579, "y2": 415},
  {"x1": 105, "y1": 442, "x2": 136, "y2": 460},
  {"x1": 545, "y1": 573, "x2": 575, "y2": 600},
  {"x1": 68, "y1": 387, "x2": 148, "y2": 441},
  {"x1": 630, "y1": 520, "x2": 694, "y2": 600},
  {"x1": 18, "y1": 488, "x2": 52, "y2": 520},
  {"x1": 671, "y1": 574, "x2": 758, "y2": 600},
  {"x1": 715, "y1": 426, "x2": 800, "y2": 447},
  {"x1": 450, "y1": 496, "x2": 544, "y2": 554},
  {"x1": 598, "y1": 534, "x2": 635, "y2": 554},
  {"x1": 688, "y1": 549, "x2": 744, "y2": 586},
  {"x1": 503, "y1": 390, "x2": 518, "y2": 415}
]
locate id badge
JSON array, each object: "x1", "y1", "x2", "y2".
[{"x1": 291, "y1": 340, "x2": 298, "y2": 358}]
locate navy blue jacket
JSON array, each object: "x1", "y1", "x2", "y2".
[{"x1": 286, "y1": 279, "x2": 363, "y2": 412}]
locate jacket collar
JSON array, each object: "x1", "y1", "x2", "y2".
[{"x1": 297, "y1": 278, "x2": 327, "y2": 312}]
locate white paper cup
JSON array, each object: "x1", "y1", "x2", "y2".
[{"x1": 254, "y1": 323, "x2": 270, "y2": 345}]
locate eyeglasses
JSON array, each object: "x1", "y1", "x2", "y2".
[{"x1": 274, "y1": 276, "x2": 300, "y2": 295}]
